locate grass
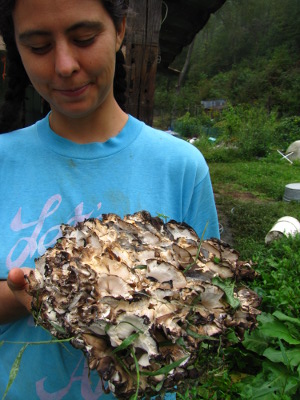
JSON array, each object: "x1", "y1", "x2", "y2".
[
  {"x1": 211, "y1": 159, "x2": 299, "y2": 199},
  {"x1": 207, "y1": 157, "x2": 300, "y2": 259}
]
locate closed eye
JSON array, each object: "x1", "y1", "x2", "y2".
[
  {"x1": 73, "y1": 36, "x2": 96, "y2": 47},
  {"x1": 30, "y1": 44, "x2": 52, "y2": 54}
]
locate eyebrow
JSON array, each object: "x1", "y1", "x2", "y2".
[{"x1": 18, "y1": 21, "x2": 104, "y2": 42}]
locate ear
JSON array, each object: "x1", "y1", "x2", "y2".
[{"x1": 116, "y1": 16, "x2": 126, "y2": 52}]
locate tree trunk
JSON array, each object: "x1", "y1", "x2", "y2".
[{"x1": 176, "y1": 37, "x2": 196, "y2": 94}]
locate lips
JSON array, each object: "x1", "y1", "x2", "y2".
[{"x1": 55, "y1": 83, "x2": 90, "y2": 97}]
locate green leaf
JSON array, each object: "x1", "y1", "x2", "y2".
[
  {"x1": 113, "y1": 353, "x2": 133, "y2": 378},
  {"x1": 112, "y1": 332, "x2": 140, "y2": 354},
  {"x1": 273, "y1": 311, "x2": 300, "y2": 327},
  {"x1": 260, "y1": 320, "x2": 300, "y2": 345},
  {"x1": 133, "y1": 265, "x2": 147, "y2": 270},
  {"x1": 155, "y1": 379, "x2": 165, "y2": 392},
  {"x1": 263, "y1": 346, "x2": 300, "y2": 368},
  {"x1": 278, "y1": 339, "x2": 291, "y2": 370},
  {"x1": 243, "y1": 382, "x2": 279, "y2": 399},
  {"x1": 226, "y1": 330, "x2": 240, "y2": 344},
  {"x1": 141, "y1": 356, "x2": 189, "y2": 377},
  {"x1": 49, "y1": 321, "x2": 67, "y2": 335},
  {"x1": 257, "y1": 312, "x2": 276, "y2": 325},
  {"x1": 156, "y1": 213, "x2": 169, "y2": 223},
  {"x1": 212, "y1": 276, "x2": 240, "y2": 309},
  {"x1": 130, "y1": 348, "x2": 140, "y2": 400},
  {"x1": 242, "y1": 329, "x2": 270, "y2": 355},
  {"x1": 116, "y1": 321, "x2": 144, "y2": 334},
  {"x1": 262, "y1": 361, "x2": 300, "y2": 396},
  {"x1": 0, "y1": 341, "x2": 3, "y2": 348},
  {"x1": 2, "y1": 344, "x2": 28, "y2": 400},
  {"x1": 105, "y1": 323, "x2": 110, "y2": 334},
  {"x1": 238, "y1": 360, "x2": 298, "y2": 399},
  {"x1": 175, "y1": 337, "x2": 187, "y2": 347},
  {"x1": 183, "y1": 221, "x2": 208, "y2": 274}
]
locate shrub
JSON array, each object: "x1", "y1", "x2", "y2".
[
  {"x1": 215, "y1": 104, "x2": 278, "y2": 159},
  {"x1": 252, "y1": 234, "x2": 300, "y2": 317},
  {"x1": 194, "y1": 138, "x2": 240, "y2": 163},
  {"x1": 274, "y1": 116, "x2": 300, "y2": 149},
  {"x1": 173, "y1": 112, "x2": 201, "y2": 138}
]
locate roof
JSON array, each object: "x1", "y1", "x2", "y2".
[{"x1": 158, "y1": 0, "x2": 227, "y2": 70}]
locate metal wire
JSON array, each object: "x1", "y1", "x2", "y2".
[{"x1": 161, "y1": 1, "x2": 168, "y2": 25}]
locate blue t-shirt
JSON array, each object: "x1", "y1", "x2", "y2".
[{"x1": 0, "y1": 114, "x2": 219, "y2": 399}]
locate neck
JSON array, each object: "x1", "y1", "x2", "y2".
[{"x1": 49, "y1": 99, "x2": 128, "y2": 144}]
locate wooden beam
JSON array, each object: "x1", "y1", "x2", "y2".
[{"x1": 124, "y1": 0, "x2": 162, "y2": 126}]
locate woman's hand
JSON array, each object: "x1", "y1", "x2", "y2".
[
  {"x1": 0, "y1": 268, "x2": 33, "y2": 324},
  {"x1": 7, "y1": 268, "x2": 33, "y2": 311}
]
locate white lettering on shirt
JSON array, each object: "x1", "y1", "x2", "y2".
[{"x1": 6, "y1": 194, "x2": 102, "y2": 269}]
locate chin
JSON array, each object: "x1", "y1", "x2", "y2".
[{"x1": 53, "y1": 103, "x2": 100, "y2": 119}]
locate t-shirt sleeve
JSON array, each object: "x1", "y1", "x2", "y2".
[{"x1": 183, "y1": 168, "x2": 220, "y2": 240}]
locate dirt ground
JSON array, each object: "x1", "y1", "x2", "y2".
[
  {"x1": 214, "y1": 189, "x2": 267, "y2": 246},
  {"x1": 218, "y1": 209, "x2": 234, "y2": 245}
]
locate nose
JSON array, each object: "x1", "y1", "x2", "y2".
[{"x1": 54, "y1": 43, "x2": 80, "y2": 77}]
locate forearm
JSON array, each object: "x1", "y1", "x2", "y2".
[{"x1": 0, "y1": 280, "x2": 30, "y2": 324}]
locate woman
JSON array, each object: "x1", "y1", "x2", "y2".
[{"x1": 0, "y1": 0, "x2": 220, "y2": 398}]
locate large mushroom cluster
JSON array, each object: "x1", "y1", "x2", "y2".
[{"x1": 27, "y1": 211, "x2": 261, "y2": 399}]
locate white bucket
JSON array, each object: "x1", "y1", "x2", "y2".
[
  {"x1": 265, "y1": 216, "x2": 300, "y2": 244},
  {"x1": 283, "y1": 183, "x2": 300, "y2": 202}
]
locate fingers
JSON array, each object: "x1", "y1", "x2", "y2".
[
  {"x1": 7, "y1": 268, "x2": 27, "y2": 291},
  {"x1": 7, "y1": 268, "x2": 33, "y2": 311}
]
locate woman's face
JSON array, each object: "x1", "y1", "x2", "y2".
[{"x1": 13, "y1": 0, "x2": 125, "y2": 120}]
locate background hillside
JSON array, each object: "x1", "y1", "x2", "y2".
[{"x1": 154, "y1": 0, "x2": 300, "y2": 136}]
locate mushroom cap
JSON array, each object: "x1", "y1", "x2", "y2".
[{"x1": 27, "y1": 211, "x2": 261, "y2": 399}]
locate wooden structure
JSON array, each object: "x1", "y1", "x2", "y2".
[
  {"x1": 124, "y1": 0, "x2": 162, "y2": 126},
  {"x1": 125, "y1": 0, "x2": 227, "y2": 125}
]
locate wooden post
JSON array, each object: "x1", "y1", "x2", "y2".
[{"x1": 124, "y1": 0, "x2": 162, "y2": 126}]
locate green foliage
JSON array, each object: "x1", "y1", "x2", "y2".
[
  {"x1": 172, "y1": 112, "x2": 216, "y2": 139},
  {"x1": 274, "y1": 116, "x2": 300, "y2": 149},
  {"x1": 163, "y1": 101, "x2": 293, "y2": 162},
  {"x1": 183, "y1": 234, "x2": 300, "y2": 399},
  {"x1": 153, "y1": 1, "x2": 300, "y2": 394},
  {"x1": 212, "y1": 277, "x2": 240, "y2": 309},
  {"x1": 209, "y1": 159, "x2": 300, "y2": 259},
  {"x1": 238, "y1": 311, "x2": 300, "y2": 399},
  {"x1": 2, "y1": 344, "x2": 28, "y2": 400},
  {"x1": 155, "y1": 0, "x2": 300, "y2": 121},
  {"x1": 215, "y1": 104, "x2": 278, "y2": 158},
  {"x1": 210, "y1": 160, "x2": 300, "y2": 201},
  {"x1": 1, "y1": 336, "x2": 74, "y2": 400},
  {"x1": 252, "y1": 235, "x2": 300, "y2": 317},
  {"x1": 203, "y1": 158, "x2": 300, "y2": 398},
  {"x1": 173, "y1": 112, "x2": 203, "y2": 138}
]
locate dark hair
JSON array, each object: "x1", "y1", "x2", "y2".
[{"x1": 0, "y1": 0, "x2": 128, "y2": 133}]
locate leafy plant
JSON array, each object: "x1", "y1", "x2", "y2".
[
  {"x1": 251, "y1": 234, "x2": 300, "y2": 317},
  {"x1": 214, "y1": 103, "x2": 278, "y2": 159},
  {"x1": 274, "y1": 116, "x2": 300, "y2": 149},
  {"x1": 237, "y1": 312, "x2": 300, "y2": 399},
  {"x1": 173, "y1": 112, "x2": 204, "y2": 138}
]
